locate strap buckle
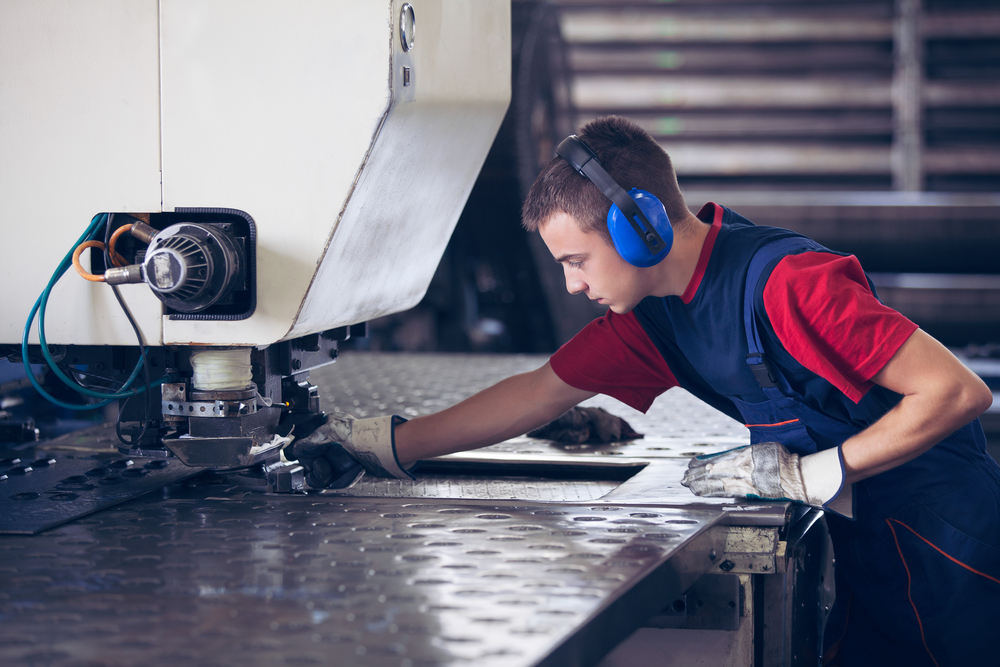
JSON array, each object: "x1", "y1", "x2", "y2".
[{"x1": 746, "y1": 354, "x2": 778, "y2": 389}]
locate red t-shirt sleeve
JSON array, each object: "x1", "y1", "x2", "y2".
[
  {"x1": 763, "y1": 252, "x2": 919, "y2": 403},
  {"x1": 549, "y1": 310, "x2": 679, "y2": 412}
]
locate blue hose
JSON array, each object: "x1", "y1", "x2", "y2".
[{"x1": 21, "y1": 213, "x2": 163, "y2": 411}]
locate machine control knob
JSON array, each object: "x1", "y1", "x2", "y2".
[{"x1": 143, "y1": 222, "x2": 242, "y2": 313}]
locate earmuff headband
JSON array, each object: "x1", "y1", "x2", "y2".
[{"x1": 555, "y1": 135, "x2": 667, "y2": 255}]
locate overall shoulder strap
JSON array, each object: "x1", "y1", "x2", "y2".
[{"x1": 743, "y1": 237, "x2": 819, "y2": 389}]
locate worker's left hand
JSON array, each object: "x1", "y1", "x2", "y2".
[
  {"x1": 284, "y1": 414, "x2": 415, "y2": 489},
  {"x1": 681, "y1": 442, "x2": 854, "y2": 518}
]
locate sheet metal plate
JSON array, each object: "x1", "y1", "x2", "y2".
[
  {"x1": 328, "y1": 471, "x2": 625, "y2": 502},
  {"x1": 314, "y1": 352, "x2": 751, "y2": 458},
  {"x1": 318, "y1": 353, "x2": 754, "y2": 508},
  {"x1": 0, "y1": 485, "x2": 725, "y2": 667}
]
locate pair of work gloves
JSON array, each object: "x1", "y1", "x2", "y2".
[{"x1": 284, "y1": 410, "x2": 852, "y2": 518}]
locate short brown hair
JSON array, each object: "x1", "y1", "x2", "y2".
[{"x1": 522, "y1": 116, "x2": 688, "y2": 242}]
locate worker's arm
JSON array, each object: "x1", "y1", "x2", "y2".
[
  {"x1": 840, "y1": 328, "x2": 993, "y2": 484},
  {"x1": 683, "y1": 329, "x2": 992, "y2": 516},
  {"x1": 287, "y1": 361, "x2": 595, "y2": 488},
  {"x1": 394, "y1": 361, "x2": 596, "y2": 465}
]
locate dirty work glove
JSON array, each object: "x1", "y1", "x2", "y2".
[
  {"x1": 284, "y1": 414, "x2": 414, "y2": 489},
  {"x1": 528, "y1": 406, "x2": 642, "y2": 445},
  {"x1": 681, "y1": 442, "x2": 854, "y2": 519}
]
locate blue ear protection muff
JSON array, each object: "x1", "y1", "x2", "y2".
[{"x1": 555, "y1": 135, "x2": 673, "y2": 268}]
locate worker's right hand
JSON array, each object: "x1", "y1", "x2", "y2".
[{"x1": 284, "y1": 414, "x2": 415, "y2": 489}]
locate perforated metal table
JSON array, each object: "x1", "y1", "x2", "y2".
[{"x1": 0, "y1": 352, "x2": 790, "y2": 667}]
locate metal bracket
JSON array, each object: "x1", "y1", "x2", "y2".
[
  {"x1": 713, "y1": 525, "x2": 783, "y2": 574},
  {"x1": 162, "y1": 431, "x2": 287, "y2": 468},
  {"x1": 647, "y1": 574, "x2": 744, "y2": 631},
  {"x1": 162, "y1": 399, "x2": 253, "y2": 418}
]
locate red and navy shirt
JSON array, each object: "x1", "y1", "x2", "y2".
[{"x1": 551, "y1": 203, "x2": 918, "y2": 426}]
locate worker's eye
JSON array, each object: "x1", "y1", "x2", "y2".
[{"x1": 568, "y1": 260, "x2": 583, "y2": 269}]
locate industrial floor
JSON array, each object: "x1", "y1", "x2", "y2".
[{"x1": 0, "y1": 352, "x2": 775, "y2": 667}]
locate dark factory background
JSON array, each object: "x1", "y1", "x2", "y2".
[{"x1": 350, "y1": 0, "x2": 1000, "y2": 359}]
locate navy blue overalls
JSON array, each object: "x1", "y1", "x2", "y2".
[{"x1": 634, "y1": 208, "x2": 1000, "y2": 666}]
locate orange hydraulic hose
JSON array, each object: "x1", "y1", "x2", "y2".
[
  {"x1": 72, "y1": 240, "x2": 108, "y2": 282},
  {"x1": 107, "y1": 223, "x2": 134, "y2": 267}
]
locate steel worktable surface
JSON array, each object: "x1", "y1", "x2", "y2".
[{"x1": 0, "y1": 352, "x2": 782, "y2": 667}]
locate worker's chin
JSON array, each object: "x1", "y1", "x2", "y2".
[{"x1": 607, "y1": 302, "x2": 635, "y2": 315}]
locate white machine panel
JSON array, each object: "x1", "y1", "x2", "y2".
[
  {"x1": 2, "y1": 0, "x2": 511, "y2": 347},
  {"x1": 1, "y1": 0, "x2": 164, "y2": 346}
]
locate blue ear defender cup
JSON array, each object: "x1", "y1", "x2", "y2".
[
  {"x1": 608, "y1": 188, "x2": 673, "y2": 267},
  {"x1": 555, "y1": 135, "x2": 673, "y2": 267}
]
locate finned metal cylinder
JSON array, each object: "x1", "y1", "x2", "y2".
[
  {"x1": 142, "y1": 222, "x2": 242, "y2": 313},
  {"x1": 190, "y1": 348, "x2": 253, "y2": 391}
]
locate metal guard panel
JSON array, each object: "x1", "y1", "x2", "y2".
[{"x1": 287, "y1": 1, "x2": 512, "y2": 338}]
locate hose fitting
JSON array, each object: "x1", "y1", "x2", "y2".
[
  {"x1": 129, "y1": 221, "x2": 158, "y2": 245},
  {"x1": 104, "y1": 264, "x2": 144, "y2": 285}
]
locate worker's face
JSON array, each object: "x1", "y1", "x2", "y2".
[{"x1": 539, "y1": 211, "x2": 648, "y2": 315}]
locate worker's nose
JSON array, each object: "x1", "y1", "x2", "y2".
[{"x1": 565, "y1": 273, "x2": 586, "y2": 296}]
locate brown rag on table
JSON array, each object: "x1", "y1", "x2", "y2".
[{"x1": 528, "y1": 406, "x2": 643, "y2": 445}]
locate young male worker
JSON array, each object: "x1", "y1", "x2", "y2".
[{"x1": 291, "y1": 116, "x2": 999, "y2": 666}]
